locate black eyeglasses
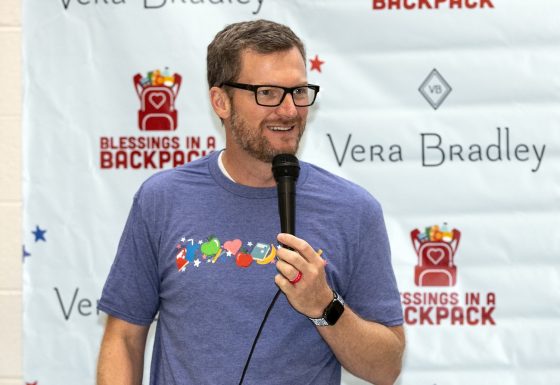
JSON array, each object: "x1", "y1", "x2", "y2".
[{"x1": 221, "y1": 81, "x2": 320, "y2": 107}]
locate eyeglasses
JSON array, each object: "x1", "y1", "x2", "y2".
[{"x1": 220, "y1": 81, "x2": 320, "y2": 107}]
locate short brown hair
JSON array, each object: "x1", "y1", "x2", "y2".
[{"x1": 207, "y1": 19, "x2": 306, "y2": 89}]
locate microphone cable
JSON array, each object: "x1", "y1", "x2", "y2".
[{"x1": 237, "y1": 288, "x2": 282, "y2": 385}]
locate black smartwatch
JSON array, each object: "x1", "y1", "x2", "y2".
[{"x1": 309, "y1": 291, "x2": 345, "y2": 326}]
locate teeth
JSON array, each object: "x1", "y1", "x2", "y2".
[{"x1": 269, "y1": 126, "x2": 293, "y2": 131}]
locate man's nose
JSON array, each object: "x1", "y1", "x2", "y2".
[{"x1": 276, "y1": 93, "x2": 299, "y2": 117}]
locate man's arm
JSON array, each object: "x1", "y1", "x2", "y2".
[
  {"x1": 97, "y1": 315, "x2": 150, "y2": 385},
  {"x1": 275, "y1": 233, "x2": 405, "y2": 385},
  {"x1": 316, "y1": 309, "x2": 405, "y2": 385}
]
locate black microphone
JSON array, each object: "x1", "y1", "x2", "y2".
[
  {"x1": 237, "y1": 154, "x2": 300, "y2": 385},
  {"x1": 272, "y1": 154, "x2": 300, "y2": 236}
]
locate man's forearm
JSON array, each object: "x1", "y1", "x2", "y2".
[
  {"x1": 97, "y1": 317, "x2": 149, "y2": 385},
  {"x1": 97, "y1": 337, "x2": 145, "y2": 385},
  {"x1": 317, "y1": 305, "x2": 405, "y2": 385}
]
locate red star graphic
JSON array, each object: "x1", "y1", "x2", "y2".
[{"x1": 309, "y1": 54, "x2": 325, "y2": 72}]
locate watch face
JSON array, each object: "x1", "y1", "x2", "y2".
[{"x1": 325, "y1": 299, "x2": 344, "y2": 325}]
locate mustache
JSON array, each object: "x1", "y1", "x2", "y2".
[{"x1": 262, "y1": 118, "x2": 302, "y2": 126}]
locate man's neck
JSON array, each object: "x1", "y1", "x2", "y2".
[{"x1": 221, "y1": 148, "x2": 277, "y2": 188}]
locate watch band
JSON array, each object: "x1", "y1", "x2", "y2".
[{"x1": 309, "y1": 290, "x2": 345, "y2": 326}]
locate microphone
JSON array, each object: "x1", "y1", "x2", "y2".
[
  {"x1": 237, "y1": 154, "x2": 300, "y2": 385},
  {"x1": 272, "y1": 154, "x2": 300, "y2": 236}
]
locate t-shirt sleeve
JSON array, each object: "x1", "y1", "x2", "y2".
[
  {"x1": 344, "y1": 197, "x2": 403, "y2": 327},
  {"x1": 97, "y1": 190, "x2": 160, "y2": 325}
]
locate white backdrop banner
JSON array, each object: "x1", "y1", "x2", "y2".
[{"x1": 23, "y1": 0, "x2": 560, "y2": 384}]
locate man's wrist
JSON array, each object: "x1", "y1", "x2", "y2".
[
  {"x1": 309, "y1": 287, "x2": 336, "y2": 318},
  {"x1": 309, "y1": 290, "x2": 345, "y2": 326}
]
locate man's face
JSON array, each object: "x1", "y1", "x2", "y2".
[{"x1": 226, "y1": 47, "x2": 309, "y2": 163}]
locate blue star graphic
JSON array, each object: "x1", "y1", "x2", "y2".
[
  {"x1": 32, "y1": 225, "x2": 47, "y2": 242},
  {"x1": 22, "y1": 245, "x2": 31, "y2": 260}
]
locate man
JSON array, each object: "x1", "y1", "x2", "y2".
[{"x1": 97, "y1": 19, "x2": 404, "y2": 385}]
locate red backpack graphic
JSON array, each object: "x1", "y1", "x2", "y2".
[
  {"x1": 411, "y1": 227, "x2": 461, "y2": 287},
  {"x1": 133, "y1": 72, "x2": 182, "y2": 131}
]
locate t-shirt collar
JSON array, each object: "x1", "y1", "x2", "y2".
[{"x1": 208, "y1": 149, "x2": 309, "y2": 199}]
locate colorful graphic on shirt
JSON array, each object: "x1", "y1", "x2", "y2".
[
  {"x1": 200, "y1": 236, "x2": 222, "y2": 262},
  {"x1": 255, "y1": 243, "x2": 277, "y2": 265},
  {"x1": 236, "y1": 248, "x2": 254, "y2": 268},
  {"x1": 174, "y1": 235, "x2": 322, "y2": 272}
]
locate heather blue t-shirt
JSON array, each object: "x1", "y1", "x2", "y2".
[{"x1": 98, "y1": 150, "x2": 403, "y2": 385}]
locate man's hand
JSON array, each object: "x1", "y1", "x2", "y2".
[
  {"x1": 274, "y1": 233, "x2": 333, "y2": 318},
  {"x1": 274, "y1": 233, "x2": 405, "y2": 385}
]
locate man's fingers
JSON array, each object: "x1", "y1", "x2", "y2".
[
  {"x1": 276, "y1": 246, "x2": 306, "y2": 271},
  {"x1": 275, "y1": 274, "x2": 294, "y2": 292},
  {"x1": 276, "y1": 258, "x2": 301, "y2": 282},
  {"x1": 277, "y1": 233, "x2": 322, "y2": 264}
]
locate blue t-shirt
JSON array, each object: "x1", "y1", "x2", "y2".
[{"x1": 98, "y1": 150, "x2": 403, "y2": 385}]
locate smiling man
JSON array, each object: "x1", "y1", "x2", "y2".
[
  {"x1": 211, "y1": 47, "x2": 310, "y2": 185},
  {"x1": 97, "y1": 20, "x2": 404, "y2": 385}
]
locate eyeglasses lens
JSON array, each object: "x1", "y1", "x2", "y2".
[{"x1": 256, "y1": 86, "x2": 316, "y2": 107}]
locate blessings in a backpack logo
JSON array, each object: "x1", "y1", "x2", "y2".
[
  {"x1": 97, "y1": 68, "x2": 216, "y2": 170},
  {"x1": 401, "y1": 223, "x2": 497, "y2": 326}
]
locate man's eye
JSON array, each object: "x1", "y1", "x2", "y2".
[{"x1": 257, "y1": 87, "x2": 282, "y2": 98}]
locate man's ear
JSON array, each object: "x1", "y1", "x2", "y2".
[{"x1": 210, "y1": 86, "x2": 231, "y2": 120}]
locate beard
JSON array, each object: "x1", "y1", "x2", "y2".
[{"x1": 229, "y1": 107, "x2": 306, "y2": 163}]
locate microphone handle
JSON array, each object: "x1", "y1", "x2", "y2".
[{"x1": 277, "y1": 176, "x2": 296, "y2": 236}]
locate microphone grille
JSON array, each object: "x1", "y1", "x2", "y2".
[{"x1": 272, "y1": 154, "x2": 300, "y2": 181}]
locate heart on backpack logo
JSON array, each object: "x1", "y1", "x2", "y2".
[
  {"x1": 149, "y1": 93, "x2": 166, "y2": 110},
  {"x1": 427, "y1": 249, "x2": 445, "y2": 265}
]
